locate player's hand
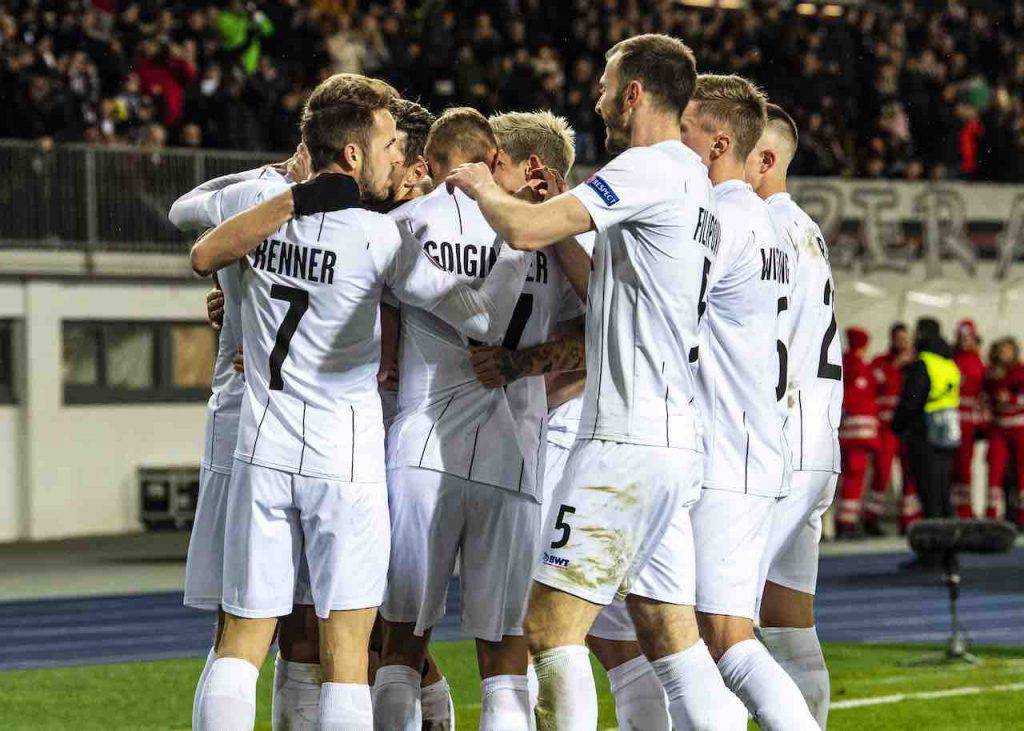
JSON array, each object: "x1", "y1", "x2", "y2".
[
  {"x1": 233, "y1": 346, "x2": 245, "y2": 374},
  {"x1": 445, "y1": 162, "x2": 497, "y2": 200},
  {"x1": 206, "y1": 288, "x2": 224, "y2": 330},
  {"x1": 291, "y1": 172, "x2": 361, "y2": 217},
  {"x1": 377, "y1": 363, "x2": 399, "y2": 390},
  {"x1": 284, "y1": 143, "x2": 313, "y2": 183},
  {"x1": 469, "y1": 345, "x2": 522, "y2": 388},
  {"x1": 528, "y1": 165, "x2": 569, "y2": 200}
]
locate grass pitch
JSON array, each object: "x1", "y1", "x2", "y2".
[{"x1": 1, "y1": 642, "x2": 1021, "y2": 729}]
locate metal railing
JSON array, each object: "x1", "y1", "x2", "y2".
[{"x1": 0, "y1": 140, "x2": 282, "y2": 253}]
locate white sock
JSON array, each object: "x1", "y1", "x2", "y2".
[
  {"x1": 760, "y1": 626, "x2": 830, "y2": 729},
  {"x1": 526, "y1": 664, "x2": 539, "y2": 714},
  {"x1": 197, "y1": 657, "x2": 259, "y2": 731},
  {"x1": 372, "y1": 664, "x2": 422, "y2": 730},
  {"x1": 272, "y1": 654, "x2": 322, "y2": 730},
  {"x1": 717, "y1": 638, "x2": 819, "y2": 731},
  {"x1": 533, "y1": 645, "x2": 597, "y2": 731},
  {"x1": 606, "y1": 655, "x2": 671, "y2": 731},
  {"x1": 420, "y1": 677, "x2": 454, "y2": 730},
  {"x1": 320, "y1": 682, "x2": 373, "y2": 730},
  {"x1": 193, "y1": 648, "x2": 217, "y2": 730},
  {"x1": 480, "y1": 674, "x2": 531, "y2": 731},
  {"x1": 649, "y1": 640, "x2": 737, "y2": 731}
]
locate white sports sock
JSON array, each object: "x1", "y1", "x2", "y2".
[
  {"x1": 649, "y1": 640, "x2": 738, "y2": 731},
  {"x1": 532, "y1": 645, "x2": 597, "y2": 731},
  {"x1": 320, "y1": 682, "x2": 373, "y2": 730},
  {"x1": 192, "y1": 648, "x2": 217, "y2": 730},
  {"x1": 197, "y1": 657, "x2": 259, "y2": 731},
  {"x1": 480, "y1": 674, "x2": 531, "y2": 731},
  {"x1": 717, "y1": 638, "x2": 819, "y2": 731},
  {"x1": 420, "y1": 677, "x2": 454, "y2": 730},
  {"x1": 272, "y1": 654, "x2": 322, "y2": 730},
  {"x1": 526, "y1": 664, "x2": 539, "y2": 714},
  {"x1": 605, "y1": 655, "x2": 671, "y2": 731},
  {"x1": 760, "y1": 626, "x2": 830, "y2": 729},
  {"x1": 371, "y1": 664, "x2": 422, "y2": 731}
]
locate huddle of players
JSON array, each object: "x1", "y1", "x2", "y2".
[{"x1": 169, "y1": 30, "x2": 842, "y2": 731}]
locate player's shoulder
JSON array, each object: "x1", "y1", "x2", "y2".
[
  {"x1": 324, "y1": 205, "x2": 401, "y2": 247},
  {"x1": 606, "y1": 140, "x2": 704, "y2": 183}
]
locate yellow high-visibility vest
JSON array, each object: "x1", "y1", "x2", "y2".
[{"x1": 920, "y1": 351, "x2": 960, "y2": 413}]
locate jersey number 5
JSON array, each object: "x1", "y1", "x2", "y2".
[
  {"x1": 550, "y1": 504, "x2": 576, "y2": 549},
  {"x1": 269, "y1": 284, "x2": 309, "y2": 391},
  {"x1": 776, "y1": 296, "x2": 789, "y2": 400}
]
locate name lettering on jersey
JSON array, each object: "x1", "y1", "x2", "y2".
[
  {"x1": 693, "y1": 207, "x2": 721, "y2": 255},
  {"x1": 250, "y1": 239, "x2": 337, "y2": 284},
  {"x1": 760, "y1": 246, "x2": 791, "y2": 284},
  {"x1": 586, "y1": 174, "x2": 619, "y2": 206},
  {"x1": 424, "y1": 240, "x2": 549, "y2": 284}
]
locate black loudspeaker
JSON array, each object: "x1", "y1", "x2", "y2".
[{"x1": 905, "y1": 519, "x2": 1018, "y2": 665}]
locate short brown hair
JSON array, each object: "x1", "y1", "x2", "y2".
[
  {"x1": 766, "y1": 103, "x2": 799, "y2": 151},
  {"x1": 300, "y1": 74, "x2": 398, "y2": 171},
  {"x1": 692, "y1": 74, "x2": 768, "y2": 160},
  {"x1": 607, "y1": 34, "x2": 697, "y2": 117},
  {"x1": 391, "y1": 99, "x2": 436, "y2": 165},
  {"x1": 424, "y1": 107, "x2": 497, "y2": 168},
  {"x1": 489, "y1": 110, "x2": 576, "y2": 177}
]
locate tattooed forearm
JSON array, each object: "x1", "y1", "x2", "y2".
[{"x1": 504, "y1": 334, "x2": 585, "y2": 383}]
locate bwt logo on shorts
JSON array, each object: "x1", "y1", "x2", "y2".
[
  {"x1": 542, "y1": 552, "x2": 571, "y2": 568},
  {"x1": 586, "y1": 175, "x2": 619, "y2": 206}
]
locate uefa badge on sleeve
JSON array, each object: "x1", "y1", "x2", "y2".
[{"x1": 586, "y1": 175, "x2": 620, "y2": 206}]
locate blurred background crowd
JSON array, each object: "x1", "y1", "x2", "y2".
[
  {"x1": 838, "y1": 318, "x2": 1024, "y2": 539},
  {"x1": 2, "y1": 0, "x2": 1024, "y2": 179}
]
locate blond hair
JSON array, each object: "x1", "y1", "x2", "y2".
[
  {"x1": 489, "y1": 110, "x2": 576, "y2": 177},
  {"x1": 692, "y1": 74, "x2": 768, "y2": 161}
]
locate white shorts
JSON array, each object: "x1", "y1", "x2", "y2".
[
  {"x1": 380, "y1": 467, "x2": 540, "y2": 642},
  {"x1": 691, "y1": 489, "x2": 778, "y2": 620},
  {"x1": 759, "y1": 471, "x2": 837, "y2": 599},
  {"x1": 534, "y1": 440, "x2": 702, "y2": 606},
  {"x1": 222, "y1": 461, "x2": 389, "y2": 620},
  {"x1": 184, "y1": 467, "x2": 231, "y2": 611}
]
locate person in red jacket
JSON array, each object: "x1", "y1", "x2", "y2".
[
  {"x1": 984, "y1": 337, "x2": 1024, "y2": 526},
  {"x1": 838, "y1": 327, "x2": 880, "y2": 537},
  {"x1": 952, "y1": 319, "x2": 986, "y2": 518},
  {"x1": 864, "y1": 323, "x2": 918, "y2": 533}
]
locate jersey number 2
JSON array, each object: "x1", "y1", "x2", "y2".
[
  {"x1": 776, "y1": 297, "x2": 789, "y2": 400},
  {"x1": 817, "y1": 280, "x2": 841, "y2": 381},
  {"x1": 269, "y1": 284, "x2": 309, "y2": 391}
]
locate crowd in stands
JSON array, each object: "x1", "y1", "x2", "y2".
[
  {"x1": 838, "y1": 319, "x2": 1024, "y2": 539},
  {"x1": 3, "y1": 0, "x2": 1024, "y2": 179}
]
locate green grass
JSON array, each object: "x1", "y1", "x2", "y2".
[{"x1": 0, "y1": 642, "x2": 1022, "y2": 729}]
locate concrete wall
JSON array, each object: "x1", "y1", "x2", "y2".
[{"x1": 0, "y1": 276, "x2": 209, "y2": 541}]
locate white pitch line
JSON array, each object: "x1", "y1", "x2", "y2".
[{"x1": 831, "y1": 682, "x2": 1024, "y2": 710}]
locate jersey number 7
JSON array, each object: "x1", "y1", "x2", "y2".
[{"x1": 269, "y1": 284, "x2": 309, "y2": 391}]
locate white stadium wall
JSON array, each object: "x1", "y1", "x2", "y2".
[{"x1": 0, "y1": 270, "x2": 210, "y2": 542}]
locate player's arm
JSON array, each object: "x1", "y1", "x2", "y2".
[
  {"x1": 190, "y1": 173, "x2": 360, "y2": 277},
  {"x1": 446, "y1": 163, "x2": 594, "y2": 251},
  {"x1": 469, "y1": 316, "x2": 585, "y2": 389},
  {"x1": 554, "y1": 237, "x2": 591, "y2": 302},
  {"x1": 546, "y1": 370, "x2": 586, "y2": 410},
  {"x1": 387, "y1": 223, "x2": 529, "y2": 343}
]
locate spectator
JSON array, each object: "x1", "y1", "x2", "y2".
[{"x1": 983, "y1": 338, "x2": 1024, "y2": 526}]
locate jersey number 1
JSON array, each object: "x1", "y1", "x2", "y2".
[{"x1": 269, "y1": 284, "x2": 309, "y2": 391}]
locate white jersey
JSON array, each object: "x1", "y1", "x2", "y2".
[
  {"x1": 169, "y1": 164, "x2": 286, "y2": 474},
  {"x1": 547, "y1": 395, "x2": 583, "y2": 449},
  {"x1": 697, "y1": 180, "x2": 792, "y2": 497},
  {"x1": 386, "y1": 186, "x2": 583, "y2": 500},
  {"x1": 204, "y1": 177, "x2": 529, "y2": 482},
  {"x1": 568, "y1": 140, "x2": 718, "y2": 450},
  {"x1": 766, "y1": 192, "x2": 843, "y2": 473}
]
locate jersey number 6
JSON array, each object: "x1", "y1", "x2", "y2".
[{"x1": 269, "y1": 284, "x2": 309, "y2": 391}]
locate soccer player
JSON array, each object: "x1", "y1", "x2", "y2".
[
  {"x1": 680, "y1": 75, "x2": 818, "y2": 731},
  {"x1": 188, "y1": 75, "x2": 530, "y2": 730},
  {"x1": 448, "y1": 34, "x2": 740, "y2": 729},
  {"x1": 374, "y1": 107, "x2": 583, "y2": 731},
  {"x1": 745, "y1": 102, "x2": 844, "y2": 728},
  {"x1": 171, "y1": 89, "x2": 453, "y2": 730}
]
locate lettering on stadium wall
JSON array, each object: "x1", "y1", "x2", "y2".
[{"x1": 786, "y1": 179, "x2": 1024, "y2": 280}]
